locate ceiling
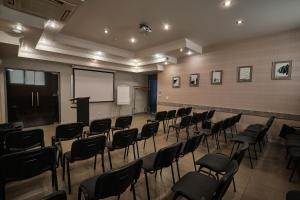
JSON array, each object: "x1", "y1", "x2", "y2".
[{"x1": 62, "y1": 0, "x2": 300, "y2": 51}]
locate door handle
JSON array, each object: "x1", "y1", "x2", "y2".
[
  {"x1": 31, "y1": 92, "x2": 34, "y2": 107},
  {"x1": 36, "y1": 92, "x2": 39, "y2": 107}
]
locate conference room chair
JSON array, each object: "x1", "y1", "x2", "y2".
[
  {"x1": 171, "y1": 160, "x2": 239, "y2": 200},
  {"x1": 62, "y1": 135, "x2": 106, "y2": 194},
  {"x1": 165, "y1": 110, "x2": 177, "y2": 128},
  {"x1": 220, "y1": 117, "x2": 234, "y2": 144},
  {"x1": 136, "y1": 122, "x2": 159, "y2": 158},
  {"x1": 147, "y1": 111, "x2": 167, "y2": 133},
  {"x1": 0, "y1": 122, "x2": 24, "y2": 156},
  {"x1": 89, "y1": 118, "x2": 111, "y2": 139},
  {"x1": 190, "y1": 112, "x2": 205, "y2": 131},
  {"x1": 111, "y1": 115, "x2": 133, "y2": 135},
  {"x1": 0, "y1": 147, "x2": 58, "y2": 200},
  {"x1": 175, "y1": 107, "x2": 186, "y2": 123},
  {"x1": 142, "y1": 142, "x2": 182, "y2": 200},
  {"x1": 286, "y1": 190, "x2": 300, "y2": 200},
  {"x1": 175, "y1": 134, "x2": 205, "y2": 177},
  {"x1": 206, "y1": 110, "x2": 216, "y2": 122},
  {"x1": 52, "y1": 122, "x2": 84, "y2": 166},
  {"x1": 39, "y1": 191, "x2": 67, "y2": 200},
  {"x1": 286, "y1": 147, "x2": 300, "y2": 182},
  {"x1": 5, "y1": 128, "x2": 45, "y2": 153},
  {"x1": 167, "y1": 115, "x2": 192, "y2": 142},
  {"x1": 106, "y1": 128, "x2": 138, "y2": 169},
  {"x1": 201, "y1": 120, "x2": 223, "y2": 152},
  {"x1": 78, "y1": 159, "x2": 143, "y2": 200},
  {"x1": 196, "y1": 142, "x2": 249, "y2": 192},
  {"x1": 185, "y1": 107, "x2": 193, "y2": 116},
  {"x1": 232, "y1": 113, "x2": 242, "y2": 134}
]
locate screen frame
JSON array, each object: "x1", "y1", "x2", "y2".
[{"x1": 73, "y1": 68, "x2": 115, "y2": 103}]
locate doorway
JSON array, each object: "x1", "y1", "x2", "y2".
[
  {"x1": 148, "y1": 74, "x2": 157, "y2": 114},
  {"x1": 6, "y1": 68, "x2": 60, "y2": 127}
]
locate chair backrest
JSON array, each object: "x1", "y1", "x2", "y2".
[
  {"x1": 10, "y1": 122, "x2": 24, "y2": 130},
  {"x1": 140, "y1": 122, "x2": 159, "y2": 139},
  {"x1": 266, "y1": 116, "x2": 276, "y2": 130},
  {"x1": 176, "y1": 108, "x2": 186, "y2": 118},
  {"x1": 180, "y1": 134, "x2": 204, "y2": 156},
  {"x1": 231, "y1": 142, "x2": 249, "y2": 165},
  {"x1": 71, "y1": 135, "x2": 106, "y2": 161},
  {"x1": 191, "y1": 112, "x2": 202, "y2": 124},
  {"x1": 234, "y1": 113, "x2": 242, "y2": 124},
  {"x1": 112, "y1": 128, "x2": 138, "y2": 148},
  {"x1": 0, "y1": 147, "x2": 56, "y2": 184},
  {"x1": 180, "y1": 116, "x2": 192, "y2": 128},
  {"x1": 279, "y1": 124, "x2": 296, "y2": 139},
  {"x1": 39, "y1": 191, "x2": 67, "y2": 200},
  {"x1": 115, "y1": 116, "x2": 132, "y2": 129},
  {"x1": 166, "y1": 110, "x2": 176, "y2": 119},
  {"x1": 206, "y1": 110, "x2": 216, "y2": 120},
  {"x1": 55, "y1": 122, "x2": 83, "y2": 141},
  {"x1": 211, "y1": 121, "x2": 223, "y2": 134},
  {"x1": 90, "y1": 118, "x2": 111, "y2": 135},
  {"x1": 94, "y1": 159, "x2": 143, "y2": 199},
  {"x1": 221, "y1": 117, "x2": 232, "y2": 130},
  {"x1": 185, "y1": 107, "x2": 193, "y2": 116},
  {"x1": 215, "y1": 160, "x2": 239, "y2": 199},
  {"x1": 153, "y1": 142, "x2": 182, "y2": 170},
  {"x1": 5, "y1": 129, "x2": 45, "y2": 153},
  {"x1": 155, "y1": 111, "x2": 167, "y2": 121}
]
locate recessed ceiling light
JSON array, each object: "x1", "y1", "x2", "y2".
[
  {"x1": 45, "y1": 20, "x2": 59, "y2": 29},
  {"x1": 224, "y1": 0, "x2": 232, "y2": 7},
  {"x1": 95, "y1": 51, "x2": 103, "y2": 56},
  {"x1": 80, "y1": 0, "x2": 85, "y2": 2},
  {"x1": 153, "y1": 53, "x2": 164, "y2": 59},
  {"x1": 12, "y1": 23, "x2": 24, "y2": 33},
  {"x1": 187, "y1": 50, "x2": 193, "y2": 55},
  {"x1": 236, "y1": 19, "x2": 244, "y2": 25},
  {"x1": 164, "y1": 61, "x2": 169, "y2": 65},
  {"x1": 104, "y1": 28, "x2": 109, "y2": 34},
  {"x1": 179, "y1": 48, "x2": 184, "y2": 52},
  {"x1": 130, "y1": 37, "x2": 136, "y2": 43},
  {"x1": 163, "y1": 23, "x2": 170, "y2": 31}
]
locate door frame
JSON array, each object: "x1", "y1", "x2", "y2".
[{"x1": 4, "y1": 67, "x2": 61, "y2": 125}]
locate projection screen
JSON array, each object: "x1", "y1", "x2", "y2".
[{"x1": 73, "y1": 68, "x2": 114, "y2": 102}]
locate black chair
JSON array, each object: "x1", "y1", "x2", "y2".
[
  {"x1": 176, "y1": 134, "x2": 205, "y2": 176},
  {"x1": 106, "y1": 128, "x2": 138, "y2": 169},
  {"x1": 89, "y1": 118, "x2": 111, "y2": 139},
  {"x1": 111, "y1": 115, "x2": 133, "y2": 135},
  {"x1": 39, "y1": 191, "x2": 67, "y2": 200},
  {"x1": 175, "y1": 108, "x2": 186, "y2": 123},
  {"x1": 172, "y1": 160, "x2": 239, "y2": 200},
  {"x1": 185, "y1": 107, "x2": 193, "y2": 116},
  {"x1": 136, "y1": 122, "x2": 159, "y2": 158},
  {"x1": 201, "y1": 120, "x2": 223, "y2": 152},
  {"x1": 142, "y1": 142, "x2": 182, "y2": 200},
  {"x1": 78, "y1": 159, "x2": 143, "y2": 200},
  {"x1": 147, "y1": 111, "x2": 167, "y2": 133},
  {"x1": 0, "y1": 122, "x2": 24, "y2": 156},
  {"x1": 190, "y1": 112, "x2": 203, "y2": 131},
  {"x1": 196, "y1": 142, "x2": 249, "y2": 192},
  {"x1": 286, "y1": 147, "x2": 300, "y2": 182},
  {"x1": 0, "y1": 147, "x2": 58, "y2": 200},
  {"x1": 167, "y1": 116, "x2": 192, "y2": 142},
  {"x1": 220, "y1": 117, "x2": 234, "y2": 144},
  {"x1": 232, "y1": 113, "x2": 242, "y2": 134},
  {"x1": 165, "y1": 110, "x2": 177, "y2": 128},
  {"x1": 52, "y1": 122, "x2": 84, "y2": 166},
  {"x1": 5, "y1": 129, "x2": 45, "y2": 153},
  {"x1": 286, "y1": 190, "x2": 300, "y2": 200},
  {"x1": 206, "y1": 110, "x2": 216, "y2": 122},
  {"x1": 62, "y1": 135, "x2": 107, "y2": 193}
]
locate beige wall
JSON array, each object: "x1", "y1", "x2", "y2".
[
  {"x1": 158, "y1": 29, "x2": 300, "y2": 115},
  {"x1": 0, "y1": 57, "x2": 148, "y2": 124}
]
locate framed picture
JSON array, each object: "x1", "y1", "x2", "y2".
[
  {"x1": 237, "y1": 66, "x2": 252, "y2": 82},
  {"x1": 172, "y1": 76, "x2": 180, "y2": 88},
  {"x1": 189, "y1": 73, "x2": 200, "y2": 87},
  {"x1": 272, "y1": 61, "x2": 292, "y2": 80},
  {"x1": 211, "y1": 70, "x2": 223, "y2": 85}
]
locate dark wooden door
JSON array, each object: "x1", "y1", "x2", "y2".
[{"x1": 6, "y1": 69, "x2": 59, "y2": 127}]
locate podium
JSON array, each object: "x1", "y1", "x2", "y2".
[{"x1": 70, "y1": 97, "x2": 90, "y2": 126}]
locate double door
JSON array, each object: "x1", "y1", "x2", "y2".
[{"x1": 6, "y1": 69, "x2": 59, "y2": 127}]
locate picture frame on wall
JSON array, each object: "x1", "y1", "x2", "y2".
[
  {"x1": 189, "y1": 73, "x2": 200, "y2": 87},
  {"x1": 211, "y1": 70, "x2": 223, "y2": 85},
  {"x1": 237, "y1": 66, "x2": 253, "y2": 82},
  {"x1": 172, "y1": 76, "x2": 181, "y2": 88},
  {"x1": 272, "y1": 60, "x2": 292, "y2": 80}
]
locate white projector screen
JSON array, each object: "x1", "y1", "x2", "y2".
[{"x1": 73, "y1": 68, "x2": 114, "y2": 102}]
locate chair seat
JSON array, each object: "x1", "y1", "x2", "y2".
[
  {"x1": 195, "y1": 153, "x2": 230, "y2": 173},
  {"x1": 80, "y1": 175, "x2": 100, "y2": 199},
  {"x1": 286, "y1": 190, "x2": 300, "y2": 200},
  {"x1": 231, "y1": 135, "x2": 256, "y2": 144},
  {"x1": 172, "y1": 172, "x2": 218, "y2": 200},
  {"x1": 288, "y1": 148, "x2": 300, "y2": 158},
  {"x1": 142, "y1": 152, "x2": 156, "y2": 172},
  {"x1": 245, "y1": 124, "x2": 266, "y2": 133},
  {"x1": 239, "y1": 130, "x2": 259, "y2": 138}
]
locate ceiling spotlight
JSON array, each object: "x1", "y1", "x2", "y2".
[
  {"x1": 187, "y1": 50, "x2": 193, "y2": 55},
  {"x1": 163, "y1": 23, "x2": 170, "y2": 31},
  {"x1": 154, "y1": 53, "x2": 164, "y2": 59},
  {"x1": 130, "y1": 37, "x2": 136, "y2": 43},
  {"x1": 104, "y1": 28, "x2": 109, "y2": 34},
  {"x1": 224, "y1": 0, "x2": 232, "y2": 7},
  {"x1": 236, "y1": 19, "x2": 244, "y2": 25},
  {"x1": 45, "y1": 20, "x2": 59, "y2": 29},
  {"x1": 179, "y1": 48, "x2": 184, "y2": 52},
  {"x1": 164, "y1": 61, "x2": 169, "y2": 65},
  {"x1": 95, "y1": 51, "x2": 103, "y2": 56},
  {"x1": 12, "y1": 23, "x2": 24, "y2": 33}
]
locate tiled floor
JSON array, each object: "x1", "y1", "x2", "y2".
[{"x1": 5, "y1": 114, "x2": 300, "y2": 200}]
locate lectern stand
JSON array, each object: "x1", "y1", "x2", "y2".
[{"x1": 70, "y1": 97, "x2": 90, "y2": 126}]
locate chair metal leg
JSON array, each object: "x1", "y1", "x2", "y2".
[
  {"x1": 108, "y1": 150, "x2": 113, "y2": 169},
  {"x1": 248, "y1": 148, "x2": 253, "y2": 169},
  {"x1": 289, "y1": 159, "x2": 299, "y2": 182},
  {"x1": 94, "y1": 155, "x2": 97, "y2": 170},
  {"x1": 62, "y1": 155, "x2": 65, "y2": 181},
  {"x1": 176, "y1": 160, "x2": 180, "y2": 179},
  {"x1": 101, "y1": 153, "x2": 105, "y2": 172},
  {"x1": 205, "y1": 136, "x2": 210, "y2": 153},
  {"x1": 123, "y1": 147, "x2": 127, "y2": 160},
  {"x1": 171, "y1": 164, "x2": 176, "y2": 184},
  {"x1": 144, "y1": 173, "x2": 151, "y2": 200},
  {"x1": 224, "y1": 130, "x2": 227, "y2": 144},
  {"x1": 253, "y1": 144, "x2": 258, "y2": 160},
  {"x1": 232, "y1": 177, "x2": 237, "y2": 192},
  {"x1": 176, "y1": 129, "x2": 180, "y2": 142},
  {"x1": 152, "y1": 136, "x2": 157, "y2": 152},
  {"x1": 131, "y1": 184, "x2": 137, "y2": 200},
  {"x1": 78, "y1": 186, "x2": 82, "y2": 200},
  {"x1": 166, "y1": 126, "x2": 171, "y2": 141},
  {"x1": 163, "y1": 120, "x2": 166, "y2": 133},
  {"x1": 52, "y1": 169, "x2": 58, "y2": 191},
  {"x1": 67, "y1": 161, "x2": 72, "y2": 194},
  {"x1": 143, "y1": 139, "x2": 147, "y2": 149},
  {"x1": 132, "y1": 145, "x2": 136, "y2": 160},
  {"x1": 230, "y1": 143, "x2": 236, "y2": 157},
  {"x1": 192, "y1": 151, "x2": 197, "y2": 171},
  {"x1": 136, "y1": 142, "x2": 140, "y2": 158}
]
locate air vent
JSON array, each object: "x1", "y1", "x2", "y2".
[{"x1": 3, "y1": 0, "x2": 83, "y2": 22}]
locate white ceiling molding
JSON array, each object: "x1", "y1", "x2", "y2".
[
  {"x1": 186, "y1": 39, "x2": 203, "y2": 54},
  {"x1": 0, "y1": 31, "x2": 21, "y2": 45}
]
